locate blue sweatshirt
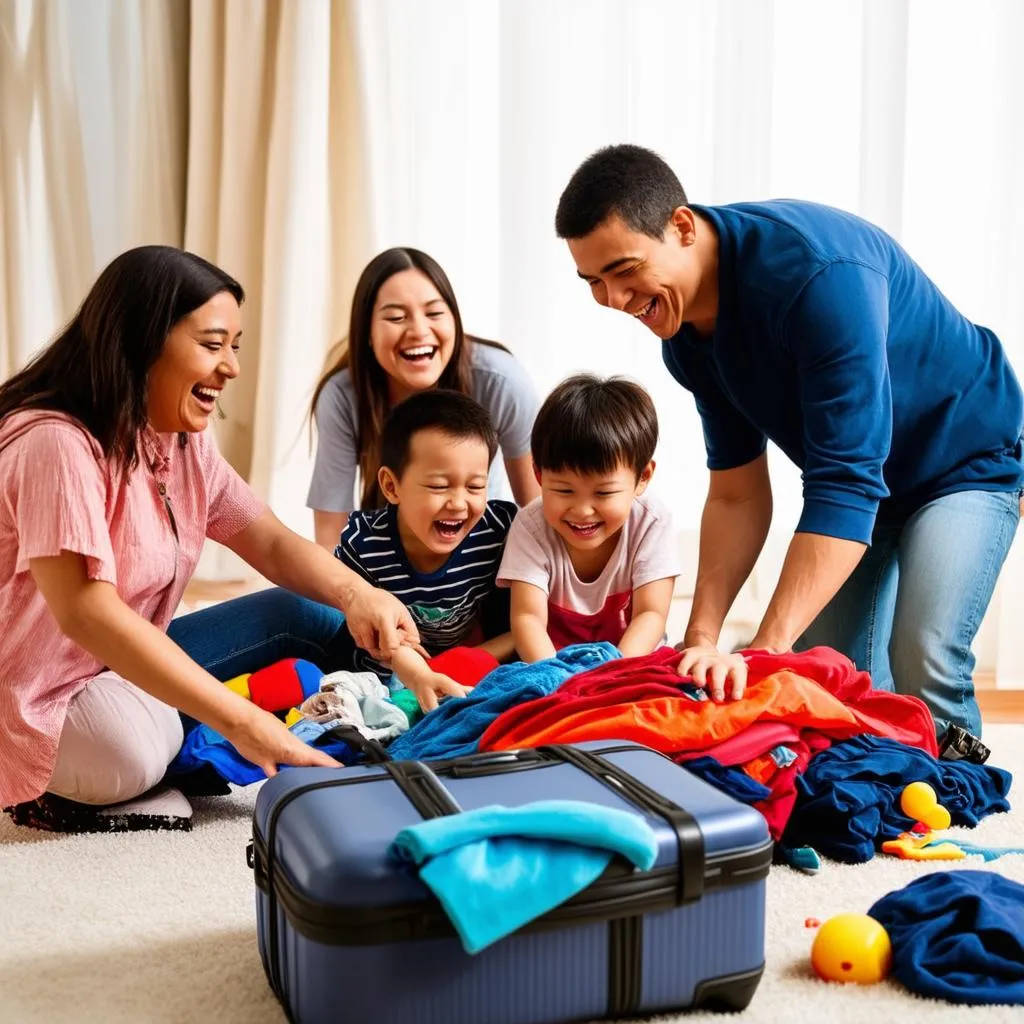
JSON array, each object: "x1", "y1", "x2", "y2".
[{"x1": 662, "y1": 200, "x2": 1024, "y2": 543}]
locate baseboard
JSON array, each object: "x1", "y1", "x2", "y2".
[{"x1": 979, "y1": 688, "x2": 1024, "y2": 724}]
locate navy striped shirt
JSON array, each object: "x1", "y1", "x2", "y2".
[{"x1": 334, "y1": 500, "x2": 517, "y2": 677}]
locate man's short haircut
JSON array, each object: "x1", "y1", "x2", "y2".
[
  {"x1": 555, "y1": 144, "x2": 688, "y2": 241},
  {"x1": 380, "y1": 389, "x2": 498, "y2": 478},
  {"x1": 531, "y1": 373, "x2": 658, "y2": 479}
]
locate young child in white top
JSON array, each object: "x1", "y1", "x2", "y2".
[{"x1": 497, "y1": 373, "x2": 680, "y2": 661}]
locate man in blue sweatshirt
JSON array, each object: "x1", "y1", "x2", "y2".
[{"x1": 555, "y1": 144, "x2": 1022, "y2": 750}]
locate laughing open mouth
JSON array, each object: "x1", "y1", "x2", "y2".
[
  {"x1": 566, "y1": 521, "x2": 602, "y2": 538},
  {"x1": 400, "y1": 345, "x2": 438, "y2": 364},
  {"x1": 434, "y1": 519, "x2": 465, "y2": 540},
  {"x1": 633, "y1": 297, "x2": 657, "y2": 325},
  {"x1": 191, "y1": 385, "x2": 220, "y2": 409}
]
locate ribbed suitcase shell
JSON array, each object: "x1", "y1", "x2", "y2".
[{"x1": 251, "y1": 741, "x2": 771, "y2": 1023}]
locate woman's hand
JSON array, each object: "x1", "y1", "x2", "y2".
[
  {"x1": 344, "y1": 584, "x2": 420, "y2": 661},
  {"x1": 225, "y1": 706, "x2": 340, "y2": 777},
  {"x1": 675, "y1": 642, "x2": 748, "y2": 701}
]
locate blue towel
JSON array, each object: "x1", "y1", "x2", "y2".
[
  {"x1": 167, "y1": 717, "x2": 356, "y2": 786},
  {"x1": 870, "y1": 871, "x2": 1024, "y2": 1005},
  {"x1": 389, "y1": 800, "x2": 658, "y2": 954},
  {"x1": 783, "y1": 734, "x2": 1012, "y2": 863},
  {"x1": 387, "y1": 643, "x2": 619, "y2": 761}
]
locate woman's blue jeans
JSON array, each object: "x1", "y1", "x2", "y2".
[
  {"x1": 166, "y1": 587, "x2": 354, "y2": 680},
  {"x1": 796, "y1": 489, "x2": 1021, "y2": 739}
]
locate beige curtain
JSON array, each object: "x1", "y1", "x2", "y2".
[
  {"x1": 0, "y1": 0, "x2": 188, "y2": 373},
  {"x1": 185, "y1": 0, "x2": 369, "y2": 579},
  {"x1": 0, "y1": 0, "x2": 94, "y2": 375},
  {"x1": 1, "y1": 0, "x2": 369, "y2": 580}
]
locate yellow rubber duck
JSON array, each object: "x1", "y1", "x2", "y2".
[{"x1": 811, "y1": 913, "x2": 892, "y2": 984}]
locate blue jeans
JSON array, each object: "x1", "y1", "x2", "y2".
[
  {"x1": 795, "y1": 489, "x2": 1021, "y2": 739},
  {"x1": 166, "y1": 587, "x2": 355, "y2": 680}
]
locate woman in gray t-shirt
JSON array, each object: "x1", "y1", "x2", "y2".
[{"x1": 308, "y1": 248, "x2": 540, "y2": 549}]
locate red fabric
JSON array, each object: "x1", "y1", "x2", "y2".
[
  {"x1": 675, "y1": 720, "x2": 801, "y2": 766},
  {"x1": 428, "y1": 647, "x2": 500, "y2": 688},
  {"x1": 748, "y1": 733, "x2": 834, "y2": 838},
  {"x1": 548, "y1": 591, "x2": 633, "y2": 650},
  {"x1": 478, "y1": 645, "x2": 938, "y2": 838},
  {"x1": 480, "y1": 645, "x2": 937, "y2": 756},
  {"x1": 479, "y1": 645, "x2": 938, "y2": 838}
]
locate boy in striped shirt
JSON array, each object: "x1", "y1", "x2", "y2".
[{"x1": 334, "y1": 390, "x2": 516, "y2": 711}]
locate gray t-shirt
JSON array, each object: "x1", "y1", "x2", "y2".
[{"x1": 307, "y1": 341, "x2": 539, "y2": 511}]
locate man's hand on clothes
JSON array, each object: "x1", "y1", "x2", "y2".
[
  {"x1": 344, "y1": 584, "x2": 420, "y2": 661},
  {"x1": 674, "y1": 642, "x2": 748, "y2": 701}
]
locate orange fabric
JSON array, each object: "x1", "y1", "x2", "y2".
[{"x1": 478, "y1": 645, "x2": 937, "y2": 757}]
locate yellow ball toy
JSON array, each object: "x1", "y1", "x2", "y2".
[
  {"x1": 811, "y1": 914, "x2": 893, "y2": 984},
  {"x1": 900, "y1": 781, "x2": 952, "y2": 831}
]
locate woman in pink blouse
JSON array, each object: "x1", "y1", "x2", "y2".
[{"x1": 0, "y1": 246, "x2": 419, "y2": 833}]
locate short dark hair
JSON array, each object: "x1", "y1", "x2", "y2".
[
  {"x1": 380, "y1": 389, "x2": 498, "y2": 479},
  {"x1": 555, "y1": 144, "x2": 688, "y2": 241},
  {"x1": 0, "y1": 246, "x2": 243, "y2": 471},
  {"x1": 532, "y1": 374, "x2": 658, "y2": 479}
]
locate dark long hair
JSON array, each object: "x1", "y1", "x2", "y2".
[
  {"x1": 0, "y1": 246, "x2": 244, "y2": 472},
  {"x1": 310, "y1": 247, "x2": 506, "y2": 509}
]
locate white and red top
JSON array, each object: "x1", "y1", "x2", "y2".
[
  {"x1": 0, "y1": 410, "x2": 264, "y2": 805},
  {"x1": 497, "y1": 493, "x2": 680, "y2": 651}
]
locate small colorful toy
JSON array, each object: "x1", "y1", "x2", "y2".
[
  {"x1": 882, "y1": 830, "x2": 1024, "y2": 862},
  {"x1": 899, "y1": 781, "x2": 951, "y2": 831},
  {"x1": 810, "y1": 913, "x2": 892, "y2": 984},
  {"x1": 224, "y1": 658, "x2": 323, "y2": 713}
]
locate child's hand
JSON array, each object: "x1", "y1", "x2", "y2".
[{"x1": 411, "y1": 671, "x2": 468, "y2": 713}]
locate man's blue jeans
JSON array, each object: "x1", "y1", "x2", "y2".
[
  {"x1": 796, "y1": 489, "x2": 1021, "y2": 739},
  {"x1": 166, "y1": 587, "x2": 354, "y2": 680}
]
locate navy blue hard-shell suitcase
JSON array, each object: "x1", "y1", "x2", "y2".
[{"x1": 249, "y1": 740, "x2": 772, "y2": 1024}]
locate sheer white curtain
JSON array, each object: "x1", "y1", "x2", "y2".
[{"x1": 354, "y1": 0, "x2": 1024, "y2": 680}]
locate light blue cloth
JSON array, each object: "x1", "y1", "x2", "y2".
[
  {"x1": 387, "y1": 643, "x2": 619, "y2": 761},
  {"x1": 389, "y1": 800, "x2": 658, "y2": 954}
]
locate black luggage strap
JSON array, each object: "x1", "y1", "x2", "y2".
[
  {"x1": 538, "y1": 745, "x2": 705, "y2": 905},
  {"x1": 381, "y1": 759, "x2": 461, "y2": 818},
  {"x1": 320, "y1": 723, "x2": 393, "y2": 765}
]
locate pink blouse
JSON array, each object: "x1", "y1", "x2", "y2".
[{"x1": 0, "y1": 410, "x2": 265, "y2": 805}]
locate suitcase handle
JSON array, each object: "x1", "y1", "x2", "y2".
[{"x1": 444, "y1": 748, "x2": 547, "y2": 777}]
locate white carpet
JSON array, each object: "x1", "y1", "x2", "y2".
[{"x1": 3, "y1": 727, "x2": 1023, "y2": 1024}]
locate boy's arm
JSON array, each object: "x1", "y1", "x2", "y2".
[
  {"x1": 618, "y1": 577, "x2": 677, "y2": 658},
  {"x1": 510, "y1": 581, "x2": 557, "y2": 662},
  {"x1": 391, "y1": 644, "x2": 467, "y2": 713},
  {"x1": 477, "y1": 631, "x2": 517, "y2": 662}
]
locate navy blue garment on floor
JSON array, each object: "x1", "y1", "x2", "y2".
[
  {"x1": 783, "y1": 734, "x2": 1011, "y2": 863},
  {"x1": 870, "y1": 871, "x2": 1024, "y2": 1005}
]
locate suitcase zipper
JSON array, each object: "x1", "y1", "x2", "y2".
[
  {"x1": 250, "y1": 744, "x2": 772, "y2": 949},
  {"x1": 251, "y1": 830, "x2": 772, "y2": 946}
]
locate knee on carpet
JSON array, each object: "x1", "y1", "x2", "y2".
[{"x1": 50, "y1": 705, "x2": 184, "y2": 806}]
